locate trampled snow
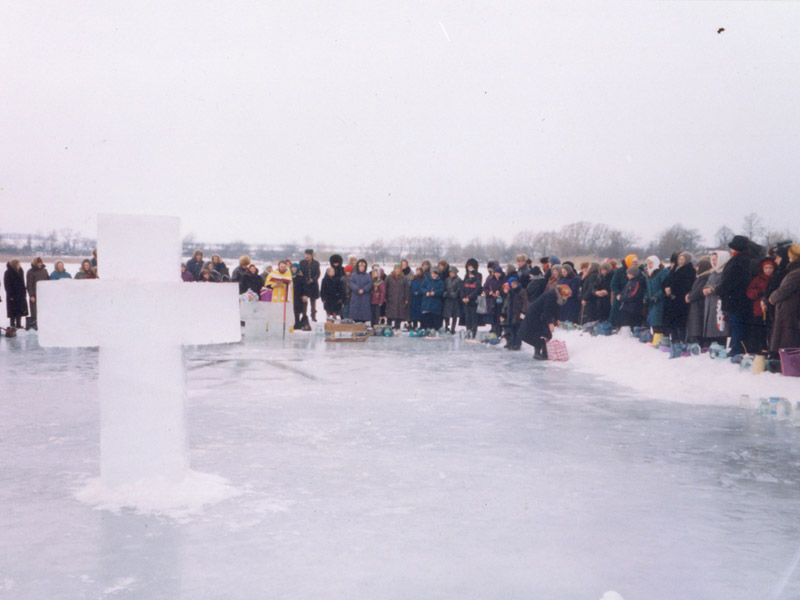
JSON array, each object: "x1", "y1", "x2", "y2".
[{"x1": 2, "y1": 326, "x2": 800, "y2": 599}]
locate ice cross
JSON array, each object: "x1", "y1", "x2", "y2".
[{"x1": 37, "y1": 215, "x2": 240, "y2": 486}]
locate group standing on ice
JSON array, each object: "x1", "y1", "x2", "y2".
[{"x1": 4, "y1": 236, "x2": 800, "y2": 366}]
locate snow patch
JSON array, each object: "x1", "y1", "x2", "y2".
[
  {"x1": 552, "y1": 329, "x2": 800, "y2": 408},
  {"x1": 74, "y1": 470, "x2": 241, "y2": 520}
]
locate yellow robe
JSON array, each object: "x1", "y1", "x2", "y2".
[{"x1": 265, "y1": 269, "x2": 293, "y2": 304}]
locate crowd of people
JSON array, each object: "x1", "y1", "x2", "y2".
[{"x1": 4, "y1": 236, "x2": 800, "y2": 367}]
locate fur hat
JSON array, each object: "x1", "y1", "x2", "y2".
[
  {"x1": 449, "y1": 266, "x2": 459, "y2": 274},
  {"x1": 531, "y1": 266, "x2": 543, "y2": 277},
  {"x1": 304, "y1": 249, "x2": 314, "y2": 255},
  {"x1": 466, "y1": 258, "x2": 479, "y2": 271},
  {"x1": 728, "y1": 235, "x2": 750, "y2": 252},
  {"x1": 330, "y1": 254, "x2": 343, "y2": 266}
]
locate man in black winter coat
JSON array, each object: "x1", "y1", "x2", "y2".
[
  {"x1": 713, "y1": 235, "x2": 752, "y2": 356},
  {"x1": 299, "y1": 249, "x2": 321, "y2": 321}
]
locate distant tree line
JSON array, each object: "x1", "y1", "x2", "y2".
[{"x1": 4, "y1": 212, "x2": 793, "y2": 264}]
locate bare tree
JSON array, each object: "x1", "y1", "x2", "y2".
[
  {"x1": 741, "y1": 213, "x2": 765, "y2": 242},
  {"x1": 714, "y1": 226, "x2": 734, "y2": 248},
  {"x1": 646, "y1": 223, "x2": 704, "y2": 259}
]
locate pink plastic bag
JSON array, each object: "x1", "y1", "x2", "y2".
[
  {"x1": 546, "y1": 339, "x2": 569, "y2": 362},
  {"x1": 259, "y1": 288, "x2": 273, "y2": 302},
  {"x1": 779, "y1": 348, "x2": 800, "y2": 377}
]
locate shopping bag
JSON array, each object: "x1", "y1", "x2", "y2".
[
  {"x1": 476, "y1": 295, "x2": 488, "y2": 315},
  {"x1": 546, "y1": 339, "x2": 569, "y2": 361},
  {"x1": 779, "y1": 348, "x2": 800, "y2": 377},
  {"x1": 259, "y1": 288, "x2": 273, "y2": 302}
]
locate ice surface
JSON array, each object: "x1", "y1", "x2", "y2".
[
  {"x1": 3, "y1": 330, "x2": 800, "y2": 599},
  {"x1": 35, "y1": 215, "x2": 240, "y2": 489}
]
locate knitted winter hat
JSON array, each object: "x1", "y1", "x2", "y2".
[
  {"x1": 493, "y1": 266, "x2": 504, "y2": 274},
  {"x1": 344, "y1": 265, "x2": 353, "y2": 273},
  {"x1": 507, "y1": 277, "x2": 519, "y2": 286},
  {"x1": 627, "y1": 266, "x2": 640, "y2": 276}
]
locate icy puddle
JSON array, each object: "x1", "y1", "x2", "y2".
[{"x1": 2, "y1": 332, "x2": 800, "y2": 599}]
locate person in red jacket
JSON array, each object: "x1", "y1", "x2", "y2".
[{"x1": 746, "y1": 258, "x2": 775, "y2": 353}]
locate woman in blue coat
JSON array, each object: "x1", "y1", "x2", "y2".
[
  {"x1": 644, "y1": 255, "x2": 669, "y2": 333},
  {"x1": 348, "y1": 259, "x2": 373, "y2": 323},
  {"x1": 409, "y1": 268, "x2": 425, "y2": 329},
  {"x1": 557, "y1": 264, "x2": 581, "y2": 323},
  {"x1": 420, "y1": 268, "x2": 445, "y2": 331}
]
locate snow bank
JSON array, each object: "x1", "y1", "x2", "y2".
[
  {"x1": 74, "y1": 470, "x2": 241, "y2": 521},
  {"x1": 547, "y1": 329, "x2": 799, "y2": 409}
]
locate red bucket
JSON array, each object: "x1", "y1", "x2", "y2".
[{"x1": 779, "y1": 348, "x2": 800, "y2": 377}]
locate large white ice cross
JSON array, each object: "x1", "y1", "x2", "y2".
[{"x1": 37, "y1": 215, "x2": 241, "y2": 486}]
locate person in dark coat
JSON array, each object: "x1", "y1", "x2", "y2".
[
  {"x1": 210, "y1": 255, "x2": 230, "y2": 281},
  {"x1": 348, "y1": 259, "x2": 373, "y2": 323},
  {"x1": 579, "y1": 262, "x2": 600, "y2": 324},
  {"x1": 663, "y1": 251, "x2": 696, "y2": 342},
  {"x1": 557, "y1": 264, "x2": 581, "y2": 324},
  {"x1": 767, "y1": 244, "x2": 800, "y2": 353},
  {"x1": 384, "y1": 264, "x2": 411, "y2": 328},
  {"x1": 525, "y1": 266, "x2": 546, "y2": 305},
  {"x1": 442, "y1": 266, "x2": 463, "y2": 333},
  {"x1": 610, "y1": 255, "x2": 638, "y2": 327},
  {"x1": 186, "y1": 250, "x2": 204, "y2": 281},
  {"x1": 593, "y1": 262, "x2": 613, "y2": 322},
  {"x1": 409, "y1": 268, "x2": 425, "y2": 329},
  {"x1": 299, "y1": 250, "x2": 321, "y2": 321},
  {"x1": 619, "y1": 266, "x2": 646, "y2": 328},
  {"x1": 4, "y1": 259, "x2": 28, "y2": 328},
  {"x1": 685, "y1": 256, "x2": 713, "y2": 346},
  {"x1": 181, "y1": 263, "x2": 194, "y2": 281},
  {"x1": 329, "y1": 254, "x2": 345, "y2": 278},
  {"x1": 501, "y1": 277, "x2": 529, "y2": 350},
  {"x1": 520, "y1": 284, "x2": 572, "y2": 360},
  {"x1": 231, "y1": 255, "x2": 251, "y2": 283},
  {"x1": 763, "y1": 245, "x2": 790, "y2": 354},
  {"x1": 460, "y1": 258, "x2": 483, "y2": 338},
  {"x1": 483, "y1": 266, "x2": 506, "y2": 335},
  {"x1": 515, "y1": 254, "x2": 532, "y2": 289},
  {"x1": 713, "y1": 235, "x2": 753, "y2": 355},
  {"x1": 320, "y1": 266, "x2": 346, "y2": 319},
  {"x1": 746, "y1": 258, "x2": 776, "y2": 354},
  {"x1": 369, "y1": 267, "x2": 386, "y2": 326},
  {"x1": 291, "y1": 263, "x2": 310, "y2": 330},
  {"x1": 400, "y1": 259, "x2": 411, "y2": 278},
  {"x1": 25, "y1": 257, "x2": 50, "y2": 330},
  {"x1": 239, "y1": 263, "x2": 264, "y2": 295},
  {"x1": 420, "y1": 268, "x2": 445, "y2": 331}
]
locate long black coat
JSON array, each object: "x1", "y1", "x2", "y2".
[
  {"x1": 664, "y1": 263, "x2": 696, "y2": 328},
  {"x1": 320, "y1": 273, "x2": 346, "y2": 314},
  {"x1": 769, "y1": 260, "x2": 800, "y2": 351},
  {"x1": 299, "y1": 259, "x2": 321, "y2": 299},
  {"x1": 715, "y1": 252, "x2": 752, "y2": 318},
  {"x1": 4, "y1": 263, "x2": 28, "y2": 319},
  {"x1": 520, "y1": 289, "x2": 560, "y2": 347},
  {"x1": 686, "y1": 270, "x2": 712, "y2": 340}
]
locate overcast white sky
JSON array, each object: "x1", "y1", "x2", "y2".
[{"x1": 2, "y1": 1, "x2": 798, "y2": 248}]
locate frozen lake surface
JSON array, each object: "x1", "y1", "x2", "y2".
[{"x1": 2, "y1": 331, "x2": 800, "y2": 599}]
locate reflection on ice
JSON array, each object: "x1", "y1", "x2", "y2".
[{"x1": 2, "y1": 331, "x2": 800, "y2": 599}]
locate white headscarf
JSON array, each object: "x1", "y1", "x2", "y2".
[
  {"x1": 712, "y1": 250, "x2": 731, "y2": 273},
  {"x1": 645, "y1": 255, "x2": 661, "y2": 275}
]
